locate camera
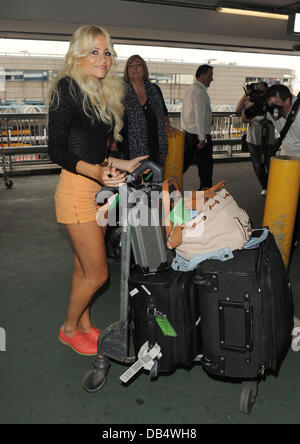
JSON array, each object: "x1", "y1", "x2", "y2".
[
  {"x1": 245, "y1": 81, "x2": 268, "y2": 96},
  {"x1": 245, "y1": 82, "x2": 261, "y2": 93},
  {"x1": 244, "y1": 82, "x2": 268, "y2": 119},
  {"x1": 244, "y1": 93, "x2": 266, "y2": 119}
]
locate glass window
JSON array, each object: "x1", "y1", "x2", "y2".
[
  {"x1": 165, "y1": 98, "x2": 183, "y2": 112},
  {"x1": 48, "y1": 70, "x2": 59, "y2": 80},
  {"x1": 24, "y1": 70, "x2": 48, "y2": 81},
  {"x1": 0, "y1": 68, "x2": 5, "y2": 91},
  {"x1": 175, "y1": 74, "x2": 194, "y2": 85},
  {"x1": 5, "y1": 70, "x2": 24, "y2": 81},
  {"x1": 149, "y1": 73, "x2": 176, "y2": 84},
  {"x1": 25, "y1": 99, "x2": 45, "y2": 106},
  {"x1": 245, "y1": 76, "x2": 291, "y2": 87}
]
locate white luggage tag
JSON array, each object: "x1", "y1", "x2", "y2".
[{"x1": 119, "y1": 342, "x2": 162, "y2": 384}]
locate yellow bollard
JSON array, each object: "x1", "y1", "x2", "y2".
[
  {"x1": 263, "y1": 156, "x2": 300, "y2": 268},
  {"x1": 164, "y1": 131, "x2": 185, "y2": 190}
]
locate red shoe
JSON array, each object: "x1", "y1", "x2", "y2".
[
  {"x1": 87, "y1": 327, "x2": 103, "y2": 343},
  {"x1": 59, "y1": 328, "x2": 97, "y2": 356}
]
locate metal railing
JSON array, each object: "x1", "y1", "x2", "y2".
[
  {"x1": 0, "y1": 112, "x2": 249, "y2": 176},
  {"x1": 0, "y1": 113, "x2": 51, "y2": 174},
  {"x1": 169, "y1": 112, "x2": 249, "y2": 158}
]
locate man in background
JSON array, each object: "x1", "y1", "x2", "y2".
[
  {"x1": 236, "y1": 81, "x2": 275, "y2": 196},
  {"x1": 181, "y1": 64, "x2": 214, "y2": 190}
]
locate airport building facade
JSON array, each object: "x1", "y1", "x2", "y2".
[{"x1": 0, "y1": 54, "x2": 294, "y2": 112}]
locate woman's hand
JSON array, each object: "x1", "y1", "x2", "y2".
[
  {"x1": 122, "y1": 155, "x2": 149, "y2": 173},
  {"x1": 94, "y1": 164, "x2": 127, "y2": 187}
]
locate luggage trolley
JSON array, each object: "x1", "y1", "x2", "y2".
[
  {"x1": 82, "y1": 161, "x2": 292, "y2": 416},
  {"x1": 82, "y1": 161, "x2": 165, "y2": 393},
  {"x1": 81, "y1": 160, "x2": 259, "y2": 415}
]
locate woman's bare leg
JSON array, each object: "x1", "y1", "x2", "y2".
[
  {"x1": 62, "y1": 221, "x2": 108, "y2": 338},
  {"x1": 69, "y1": 224, "x2": 107, "y2": 334},
  {"x1": 70, "y1": 254, "x2": 92, "y2": 333}
]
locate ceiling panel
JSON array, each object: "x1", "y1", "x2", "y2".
[
  {"x1": 0, "y1": 0, "x2": 299, "y2": 55},
  {"x1": 120, "y1": 0, "x2": 300, "y2": 12}
]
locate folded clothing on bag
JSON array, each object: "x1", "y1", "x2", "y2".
[
  {"x1": 171, "y1": 228, "x2": 269, "y2": 271},
  {"x1": 172, "y1": 247, "x2": 234, "y2": 271}
]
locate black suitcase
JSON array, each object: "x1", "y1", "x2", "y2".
[
  {"x1": 128, "y1": 268, "x2": 202, "y2": 373},
  {"x1": 194, "y1": 232, "x2": 293, "y2": 380}
]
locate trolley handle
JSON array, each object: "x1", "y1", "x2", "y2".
[
  {"x1": 128, "y1": 160, "x2": 163, "y2": 182},
  {"x1": 96, "y1": 160, "x2": 163, "y2": 204}
]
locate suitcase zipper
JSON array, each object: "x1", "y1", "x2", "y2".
[
  {"x1": 255, "y1": 242, "x2": 270, "y2": 370},
  {"x1": 259, "y1": 245, "x2": 275, "y2": 370},
  {"x1": 169, "y1": 274, "x2": 186, "y2": 364},
  {"x1": 266, "y1": 252, "x2": 277, "y2": 369}
]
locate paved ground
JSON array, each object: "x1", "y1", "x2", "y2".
[{"x1": 0, "y1": 162, "x2": 299, "y2": 425}]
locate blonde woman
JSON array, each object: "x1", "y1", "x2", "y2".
[{"x1": 48, "y1": 25, "x2": 147, "y2": 356}]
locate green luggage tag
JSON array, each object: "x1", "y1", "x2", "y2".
[
  {"x1": 155, "y1": 316, "x2": 177, "y2": 337},
  {"x1": 144, "y1": 171, "x2": 153, "y2": 181},
  {"x1": 140, "y1": 282, "x2": 177, "y2": 338},
  {"x1": 168, "y1": 198, "x2": 194, "y2": 225},
  {"x1": 108, "y1": 194, "x2": 119, "y2": 212}
]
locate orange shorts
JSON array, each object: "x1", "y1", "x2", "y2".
[{"x1": 54, "y1": 169, "x2": 102, "y2": 224}]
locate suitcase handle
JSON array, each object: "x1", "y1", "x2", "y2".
[
  {"x1": 194, "y1": 273, "x2": 219, "y2": 292},
  {"x1": 219, "y1": 300, "x2": 253, "y2": 354}
]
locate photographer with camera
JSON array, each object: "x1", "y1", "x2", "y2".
[
  {"x1": 265, "y1": 84, "x2": 300, "y2": 248},
  {"x1": 236, "y1": 81, "x2": 275, "y2": 196},
  {"x1": 265, "y1": 84, "x2": 300, "y2": 158}
]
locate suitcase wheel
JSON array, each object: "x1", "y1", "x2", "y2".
[
  {"x1": 4, "y1": 178, "x2": 13, "y2": 189},
  {"x1": 240, "y1": 381, "x2": 259, "y2": 415},
  {"x1": 82, "y1": 357, "x2": 111, "y2": 393}
]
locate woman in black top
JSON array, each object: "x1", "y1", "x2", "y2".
[
  {"x1": 120, "y1": 55, "x2": 178, "y2": 167},
  {"x1": 48, "y1": 25, "x2": 147, "y2": 356}
]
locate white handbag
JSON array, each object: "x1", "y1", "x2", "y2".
[{"x1": 176, "y1": 187, "x2": 252, "y2": 261}]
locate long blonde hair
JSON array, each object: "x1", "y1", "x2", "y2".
[{"x1": 48, "y1": 25, "x2": 124, "y2": 141}]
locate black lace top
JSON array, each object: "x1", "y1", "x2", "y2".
[{"x1": 48, "y1": 77, "x2": 112, "y2": 173}]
